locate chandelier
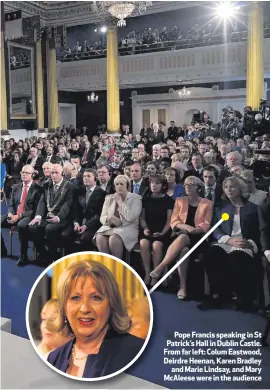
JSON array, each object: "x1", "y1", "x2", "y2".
[
  {"x1": 87, "y1": 92, "x2": 98, "y2": 103},
  {"x1": 92, "y1": 1, "x2": 152, "y2": 27},
  {"x1": 179, "y1": 87, "x2": 191, "y2": 98}
]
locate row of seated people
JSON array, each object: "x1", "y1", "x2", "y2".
[
  {"x1": 1, "y1": 155, "x2": 269, "y2": 312},
  {"x1": 58, "y1": 25, "x2": 270, "y2": 62}
]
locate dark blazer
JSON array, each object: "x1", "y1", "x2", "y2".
[
  {"x1": 167, "y1": 126, "x2": 179, "y2": 139},
  {"x1": 183, "y1": 168, "x2": 204, "y2": 181},
  {"x1": 8, "y1": 182, "x2": 42, "y2": 219},
  {"x1": 218, "y1": 167, "x2": 231, "y2": 183},
  {"x1": 147, "y1": 130, "x2": 165, "y2": 143},
  {"x1": 199, "y1": 183, "x2": 223, "y2": 205},
  {"x1": 6, "y1": 160, "x2": 23, "y2": 180},
  {"x1": 35, "y1": 180, "x2": 74, "y2": 222},
  {"x1": 212, "y1": 200, "x2": 260, "y2": 250},
  {"x1": 130, "y1": 178, "x2": 150, "y2": 198},
  {"x1": 44, "y1": 154, "x2": 62, "y2": 164},
  {"x1": 24, "y1": 156, "x2": 44, "y2": 178},
  {"x1": 258, "y1": 202, "x2": 270, "y2": 252},
  {"x1": 47, "y1": 329, "x2": 144, "y2": 378},
  {"x1": 81, "y1": 149, "x2": 95, "y2": 168},
  {"x1": 73, "y1": 186, "x2": 106, "y2": 234}
]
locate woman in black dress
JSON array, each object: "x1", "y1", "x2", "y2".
[{"x1": 139, "y1": 175, "x2": 175, "y2": 285}]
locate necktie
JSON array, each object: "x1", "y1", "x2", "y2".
[
  {"x1": 17, "y1": 185, "x2": 28, "y2": 215},
  {"x1": 206, "y1": 188, "x2": 213, "y2": 201},
  {"x1": 86, "y1": 189, "x2": 92, "y2": 203},
  {"x1": 82, "y1": 150, "x2": 88, "y2": 164},
  {"x1": 134, "y1": 183, "x2": 139, "y2": 194},
  {"x1": 54, "y1": 184, "x2": 59, "y2": 193}
]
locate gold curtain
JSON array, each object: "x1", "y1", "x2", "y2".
[
  {"x1": 51, "y1": 254, "x2": 144, "y2": 303},
  {"x1": 0, "y1": 31, "x2": 7, "y2": 130},
  {"x1": 36, "y1": 40, "x2": 44, "y2": 128},
  {"x1": 158, "y1": 108, "x2": 166, "y2": 125},
  {"x1": 142, "y1": 109, "x2": 150, "y2": 128},
  {"x1": 246, "y1": 2, "x2": 264, "y2": 110},
  {"x1": 47, "y1": 43, "x2": 59, "y2": 129}
]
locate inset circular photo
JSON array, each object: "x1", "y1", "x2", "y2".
[{"x1": 26, "y1": 252, "x2": 153, "y2": 381}]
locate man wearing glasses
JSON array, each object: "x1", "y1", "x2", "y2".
[{"x1": 1, "y1": 165, "x2": 42, "y2": 266}]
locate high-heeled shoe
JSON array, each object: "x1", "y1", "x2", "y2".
[
  {"x1": 150, "y1": 268, "x2": 163, "y2": 279},
  {"x1": 177, "y1": 288, "x2": 187, "y2": 300}
]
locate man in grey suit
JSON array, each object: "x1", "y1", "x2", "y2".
[{"x1": 1, "y1": 165, "x2": 42, "y2": 266}]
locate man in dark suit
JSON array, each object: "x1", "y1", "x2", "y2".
[
  {"x1": 121, "y1": 124, "x2": 132, "y2": 137},
  {"x1": 24, "y1": 147, "x2": 44, "y2": 179},
  {"x1": 29, "y1": 164, "x2": 75, "y2": 262},
  {"x1": 259, "y1": 201, "x2": 270, "y2": 346},
  {"x1": 1, "y1": 165, "x2": 42, "y2": 266},
  {"x1": 62, "y1": 169, "x2": 106, "y2": 251},
  {"x1": 37, "y1": 162, "x2": 53, "y2": 187},
  {"x1": 200, "y1": 166, "x2": 223, "y2": 205},
  {"x1": 148, "y1": 123, "x2": 165, "y2": 144},
  {"x1": 81, "y1": 141, "x2": 94, "y2": 168},
  {"x1": 97, "y1": 164, "x2": 115, "y2": 194},
  {"x1": 130, "y1": 163, "x2": 150, "y2": 198},
  {"x1": 218, "y1": 151, "x2": 243, "y2": 184},
  {"x1": 167, "y1": 121, "x2": 179, "y2": 140},
  {"x1": 183, "y1": 153, "x2": 204, "y2": 180},
  {"x1": 70, "y1": 155, "x2": 84, "y2": 186},
  {"x1": 44, "y1": 146, "x2": 62, "y2": 164}
]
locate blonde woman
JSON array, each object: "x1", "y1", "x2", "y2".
[
  {"x1": 202, "y1": 176, "x2": 260, "y2": 311},
  {"x1": 95, "y1": 175, "x2": 142, "y2": 258},
  {"x1": 37, "y1": 299, "x2": 71, "y2": 358},
  {"x1": 47, "y1": 260, "x2": 144, "y2": 378},
  {"x1": 150, "y1": 176, "x2": 213, "y2": 299}
]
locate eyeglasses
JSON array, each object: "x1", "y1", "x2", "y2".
[{"x1": 21, "y1": 171, "x2": 32, "y2": 175}]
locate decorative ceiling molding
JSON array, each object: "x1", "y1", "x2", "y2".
[{"x1": 4, "y1": 1, "x2": 201, "y2": 27}]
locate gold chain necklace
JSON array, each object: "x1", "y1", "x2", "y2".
[{"x1": 71, "y1": 343, "x2": 100, "y2": 360}]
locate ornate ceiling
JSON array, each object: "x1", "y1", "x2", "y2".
[{"x1": 3, "y1": 1, "x2": 199, "y2": 27}]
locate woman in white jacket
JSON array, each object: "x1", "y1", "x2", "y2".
[{"x1": 95, "y1": 175, "x2": 142, "y2": 259}]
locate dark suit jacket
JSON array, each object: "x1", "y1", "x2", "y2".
[
  {"x1": 130, "y1": 178, "x2": 150, "y2": 198},
  {"x1": 73, "y1": 186, "x2": 106, "y2": 233},
  {"x1": 212, "y1": 200, "x2": 260, "y2": 250},
  {"x1": 6, "y1": 160, "x2": 23, "y2": 180},
  {"x1": 35, "y1": 180, "x2": 74, "y2": 223},
  {"x1": 183, "y1": 168, "x2": 204, "y2": 181},
  {"x1": 47, "y1": 329, "x2": 144, "y2": 378},
  {"x1": 147, "y1": 130, "x2": 165, "y2": 143},
  {"x1": 167, "y1": 126, "x2": 179, "y2": 139},
  {"x1": 199, "y1": 183, "x2": 223, "y2": 205},
  {"x1": 8, "y1": 182, "x2": 42, "y2": 219},
  {"x1": 81, "y1": 148, "x2": 95, "y2": 168},
  {"x1": 218, "y1": 167, "x2": 231, "y2": 184},
  {"x1": 44, "y1": 154, "x2": 62, "y2": 164},
  {"x1": 258, "y1": 203, "x2": 270, "y2": 252},
  {"x1": 24, "y1": 156, "x2": 44, "y2": 178}
]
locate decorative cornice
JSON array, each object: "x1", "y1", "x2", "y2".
[
  {"x1": 4, "y1": 1, "x2": 200, "y2": 27},
  {"x1": 137, "y1": 95, "x2": 246, "y2": 104}
]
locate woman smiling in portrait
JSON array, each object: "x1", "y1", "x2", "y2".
[{"x1": 47, "y1": 260, "x2": 145, "y2": 378}]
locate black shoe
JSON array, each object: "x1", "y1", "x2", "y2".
[
  {"x1": 197, "y1": 298, "x2": 224, "y2": 311},
  {"x1": 17, "y1": 255, "x2": 28, "y2": 267}
]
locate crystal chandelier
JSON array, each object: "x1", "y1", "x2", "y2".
[
  {"x1": 92, "y1": 1, "x2": 152, "y2": 27},
  {"x1": 179, "y1": 87, "x2": 191, "y2": 98},
  {"x1": 87, "y1": 92, "x2": 98, "y2": 103}
]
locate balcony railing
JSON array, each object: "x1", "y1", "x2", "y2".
[{"x1": 57, "y1": 27, "x2": 270, "y2": 63}]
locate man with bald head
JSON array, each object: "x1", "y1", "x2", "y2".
[
  {"x1": 29, "y1": 164, "x2": 75, "y2": 263},
  {"x1": 1, "y1": 165, "x2": 42, "y2": 266}
]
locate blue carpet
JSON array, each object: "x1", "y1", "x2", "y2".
[{"x1": 1, "y1": 202, "x2": 270, "y2": 388}]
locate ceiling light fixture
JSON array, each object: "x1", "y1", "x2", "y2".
[
  {"x1": 87, "y1": 92, "x2": 98, "y2": 103},
  {"x1": 92, "y1": 1, "x2": 152, "y2": 27},
  {"x1": 179, "y1": 86, "x2": 191, "y2": 98}
]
